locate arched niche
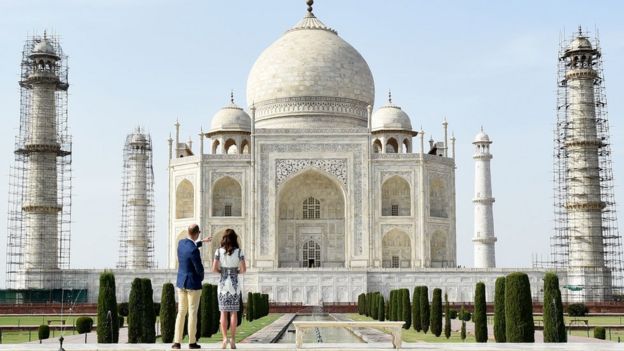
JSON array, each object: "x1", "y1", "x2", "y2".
[
  {"x1": 212, "y1": 176, "x2": 242, "y2": 217},
  {"x1": 176, "y1": 179, "x2": 194, "y2": 219},
  {"x1": 381, "y1": 229, "x2": 411, "y2": 268},
  {"x1": 381, "y1": 176, "x2": 411, "y2": 216}
]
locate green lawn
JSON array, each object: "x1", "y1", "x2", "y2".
[
  {"x1": 569, "y1": 328, "x2": 624, "y2": 341},
  {"x1": 347, "y1": 314, "x2": 476, "y2": 343},
  {"x1": 532, "y1": 315, "x2": 624, "y2": 326},
  {"x1": 0, "y1": 315, "x2": 94, "y2": 327},
  {"x1": 157, "y1": 313, "x2": 282, "y2": 344}
]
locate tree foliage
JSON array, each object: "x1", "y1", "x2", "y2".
[{"x1": 97, "y1": 271, "x2": 119, "y2": 343}]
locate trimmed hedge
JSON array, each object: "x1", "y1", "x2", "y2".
[
  {"x1": 75, "y1": 317, "x2": 93, "y2": 334},
  {"x1": 594, "y1": 326, "x2": 606, "y2": 340},
  {"x1": 118, "y1": 316, "x2": 124, "y2": 329},
  {"x1": 97, "y1": 271, "x2": 119, "y2": 343},
  {"x1": 412, "y1": 287, "x2": 421, "y2": 331},
  {"x1": 494, "y1": 276, "x2": 506, "y2": 342},
  {"x1": 118, "y1": 303, "x2": 129, "y2": 317},
  {"x1": 443, "y1": 292, "x2": 451, "y2": 339},
  {"x1": 127, "y1": 278, "x2": 143, "y2": 343},
  {"x1": 474, "y1": 282, "x2": 487, "y2": 343},
  {"x1": 420, "y1": 286, "x2": 430, "y2": 334},
  {"x1": 567, "y1": 303, "x2": 587, "y2": 317},
  {"x1": 141, "y1": 279, "x2": 156, "y2": 343},
  {"x1": 38, "y1": 324, "x2": 50, "y2": 342},
  {"x1": 371, "y1": 292, "x2": 379, "y2": 320},
  {"x1": 160, "y1": 283, "x2": 176, "y2": 343},
  {"x1": 430, "y1": 288, "x2": 442, "y2": 337},
  {"x1": 460, "y1": 321, "x2": 466, "y2": 341},
  {"x1": 247, "y1": 291, "x2": 255, "y2": 321},
  {"x1": 543, "y1": 273, "x2": 566, "y2": 343},
  {"x1": 504, "y1": 272, "x2": 534, "y2": 342},
  {"x1": 210, "y1": 285, "x2": 219, "y2": 335},
  {"x1": 200, "y1": 284, "x2": 214, "y2": 338},
  {"x1": 378, "y1": 294, "x2": 385, "y2": 321},
  {"x1": 401, "y1": 289, "x2": 411, "y2": 329}
]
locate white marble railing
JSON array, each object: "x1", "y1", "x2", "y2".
[{"x1": 292, "y1": 320, "x2": 404, "y2": 349}]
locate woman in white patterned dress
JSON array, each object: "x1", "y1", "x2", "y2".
[{"x1": 212, "y1": 229, "x2": 246, "y2": 349}]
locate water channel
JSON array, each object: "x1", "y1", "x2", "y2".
[{"x1": 276, "y1": 314, "x2": 364, "y2": 344}]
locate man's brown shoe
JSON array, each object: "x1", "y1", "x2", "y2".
[
  {"x1": 189, "y1": 343, "x2": 201, "y2": 349},
  {"x1": 171, "y1": 343, "x2": 181, "y2": 349}
]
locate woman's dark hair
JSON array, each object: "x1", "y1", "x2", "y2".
[{"x1": 220, "y1": 228, "x2": 239, "y2": 256}]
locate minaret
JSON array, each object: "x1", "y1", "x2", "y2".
[
  {"x1": 472, "y1": 128, "x2": 496, "y2": 268},
  {"x1": 117, "y1": 127, "x2": 155, "y2": 269},
  {"x1": 5, "y1": 33, "x2": 72, "y2": 289},
  {"x1": 553, "y1": 28, "x2": 621, "y2": 300}
]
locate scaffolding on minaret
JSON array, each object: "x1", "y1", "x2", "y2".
[
  {"x1": 117, "y1": 127, "x2": 156, "y2": 269},
  {"x1": 5, "y1": 33, "x2": 72, "y2": 290},
  {"x1": 551, "y1": 29, "x2": 624, "y2": 301}
]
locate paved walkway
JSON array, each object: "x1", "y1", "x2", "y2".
[
  {"x1": 242, "y1": 314, "x2": 296, "y2": 343},
  {"x1": 332, "y1": 314, "x2": 392, "y2": 344},
  {"x1": 1, "y1": 342, "x2": 624, "y2": 350}
]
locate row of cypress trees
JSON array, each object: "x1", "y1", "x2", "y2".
[
  {"x1": 491, "y1": 272, "x2": 565, "y2": 343},
  {"x1": 127, "y1": 278, "x2": 157, "y2": 343},
  {"x1": 247, "y1": 292, "x2": 269, "y2": 321},
  {"x1": 356, "y1": 292, "x2": 385, "y2": 321}
]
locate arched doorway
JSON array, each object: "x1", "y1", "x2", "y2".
[
  {"x1": 176, "y1": 179, "x2": 194, "y2": 219},
  {"x1": 212, "y1": 177, "x2": 242, "y2": 217},
  {"x1": 382, "y1": 229, "x2": 411, "y2": 268},
  {"x1": 381, "y1": 176, "x2": 411, "y2": 216},
  {"x1": 277, "y1": 169, "x2": 345, "y2": 268},
  {"x1": 302, "y1": 240, "x2": 321, "y2": 268}
]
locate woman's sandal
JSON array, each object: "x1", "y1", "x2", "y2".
[
  {"x1": 230, "y1": 338, "x2": 237, "y2": 349},
  {"x1": 221, "y1": 339, "x2": 229, "y2": 349}
]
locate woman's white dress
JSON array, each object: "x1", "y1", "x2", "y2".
[{"x1": 215, "y1": 247, "x2": 244, "y2": 312}]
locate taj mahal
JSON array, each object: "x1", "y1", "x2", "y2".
[{"x1": 5, "y1": 0, "x2": 623, "y2": 306}]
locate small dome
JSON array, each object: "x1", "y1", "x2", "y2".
[
  {"x1": 209, "y1": 101, "x2": 251, "y2": 134},
  {"x1": 130, "y1": 132, "x2": 147, "y2": 144},
  {"x1": 371, "y1": 103, "x2": 413, "y2": 132},
  {"x1": 567, "y1": 36, "x2": 593, "y2": 52},
  {"x1": 32, "y1": 38, "x2": 57, "y2": 56},
  {"x1": 474, "y1": 129, "x2": 491, "y2": 143}
]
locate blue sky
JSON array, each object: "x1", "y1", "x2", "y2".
[{"x1": 0, "y1": 0, "x2": 623, "y2": 284}]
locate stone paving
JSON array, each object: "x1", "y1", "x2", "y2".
[
  {"x1": 242, "y1": 313, "x2": 296, "y2": 343},
  {"x1": 1, "y1": 342, "x2": 624, "y2": 350}
]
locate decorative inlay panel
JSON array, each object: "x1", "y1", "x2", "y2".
[{"x1": 276, "y1": 159, "x2": 347, "y2": 187}]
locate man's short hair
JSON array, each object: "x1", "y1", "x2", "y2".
[{"x1": 188, "y1": 224, "x2": 200, "y2": 235}]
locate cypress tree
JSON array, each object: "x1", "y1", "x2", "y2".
[
  {"x1": 504, "y1": 272, "x2": 534, "y2": 342},
  {"x1": 97, "y1": 271, "x2": 119, "y2": 343},
  {"x1": 141, "y1": 278, "x2": 156, "y2": 343},
  {"x1": 474, "y1": 282, "x2": 487, "y2": 342},
  {"x1": 431, "y1": 288, "x2": 442, "y2": 337},
  {"x1": 420, "y1": 286, "x2": 430, "y2": 334},
  {"x1": 127, "y1": 278, "x2": 143, "y2": 343},
  {"x1": 444, "y1": 292, "x2": 451, "y2": 339},
  {"x1": 389, "y1": 290, "x2": 395, "y2": 321},
  {"x1": 460, "y1": 321, "x2": 466, "y2": 341},
  {"x1": 238, "y1": 294, "x2": 244, "y2": 326},
  {"x1": 494, "y1": 276, "x2": 506, "y2": 342},
  {"x1": 160, "y1": 283, "x2": 176, "y2": 343},
  {"x1": 200, "y1": 284, "x2": 213, "y2": 337},
  {"x1": 210, "y1": 285, "x2": 220, "y2": 335},
  {"x1": 401, "y1": 289, "x2": 411, "y2": 329},
  {"x1": 412, "y1": 287, "x2": 422, "y2": 332},
  {"x1": 247, "y1": 291, "x2": 254, "y2": 321},
  {"x1": 371, "y1": 292, "x2": 379, "y2": 320},
  {"x1": 367, "y1": 292, "x2": 373, "y2": 317},
  {"x1": 543, "y1": 272, "x2": 566, "y2": 343},
  {"x1": 378, "y1": 295, "x2": 385, "y2": 321}
]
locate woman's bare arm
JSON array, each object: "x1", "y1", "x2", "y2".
[
  {"x1": 211, "y1": 259, "x2": 221, "y2": 273},
  {"x1": 239, "y1": 259, "x2": 247, "y2": 274}
]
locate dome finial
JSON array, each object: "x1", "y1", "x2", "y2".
[
  {"x1": 578, "y1": 25, "x2": 583, "y2": 36},
  {"x1": 230, "y1": 90, "x2": 235, "y2": 104},
  {"x1": 43, "y1": 30, "x2": 47, "y2": 39},
  {"x1": 388, "y1": 89, "x2": 392, "y2": 104},
  {"x1": 307, "y1": 0, "x2": 314, "y2": 14}
]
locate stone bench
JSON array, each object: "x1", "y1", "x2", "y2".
[{"x1": 292, "y1": 320, "x2": 404, "y2": 349}]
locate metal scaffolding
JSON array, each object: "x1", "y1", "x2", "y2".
[
  {"x1": 551, "y1": 29, "x2": 624, "y2": 301},
  {"x1": 5, "y1": 33, "x2": 72, "y2": 289},
  {"x1": 117, "y1": 127, "x2": 156, "y2": 269}
]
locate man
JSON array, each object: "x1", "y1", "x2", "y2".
[{"x1": 172, "y1": 224, "x2": 210, "y2": 349}]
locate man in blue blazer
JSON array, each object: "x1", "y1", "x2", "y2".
[{"x1": 172, "y1": 224, "x2": 210, "y2": 349}]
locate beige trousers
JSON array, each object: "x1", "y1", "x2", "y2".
[{"x1": 173, "y1": 288, "x2": 202, "y2": 344}]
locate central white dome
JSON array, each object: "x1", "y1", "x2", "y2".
[{"x1": 246, "y1": 12, "x2": 375, "y2": 129}]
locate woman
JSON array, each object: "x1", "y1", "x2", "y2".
[{"x1": 212, "y1": 228, "x2": 246, "y2": 349}]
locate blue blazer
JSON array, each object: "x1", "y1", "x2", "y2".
[{"x1": 176, "y1": 238, "x2": 204, "y2": 290}]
